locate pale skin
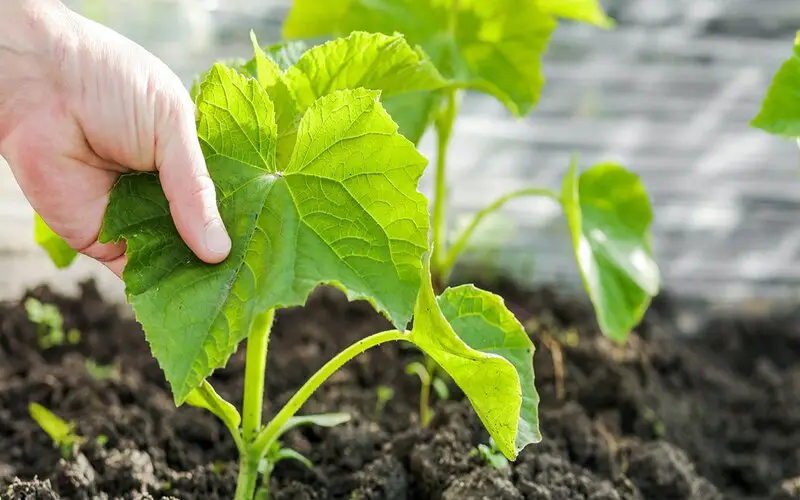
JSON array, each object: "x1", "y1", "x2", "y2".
[{"x1": 0, "y1": 0, "x2": 232, "y2": 276}]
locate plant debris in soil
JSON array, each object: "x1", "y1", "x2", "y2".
[{"x1": 1, "y1": 278, "x2": 799, "y2": 499}]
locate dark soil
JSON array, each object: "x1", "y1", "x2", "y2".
[{"x1": 1, "y1": 278, "x2": 799, "y2": 499}]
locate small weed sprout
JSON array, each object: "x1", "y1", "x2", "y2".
[
  {"x1": 84, "y1": 359, "x2": 119, "y2": 381},
  {"x1": 24, "y1": 298, "x2": 80, "y2": 349},
  {"x1": 28, "y1": 403, "x2": 85, "y2": 459},
  {"x1": 405, "y1": 358, "x2": 449, "y2": 427},
  {"x1": 374, "y1": 385, "x2": 395, "y2": 420},
  {"x1": 472, "y1": 438, "x2": 509, "y2": 470}
]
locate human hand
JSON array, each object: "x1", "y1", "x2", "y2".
[{"x1": 0, "y1": 0, "x2": 231, "y2": 277}]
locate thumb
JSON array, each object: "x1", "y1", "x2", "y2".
[{"x1": 155, "y1": 92, "x2": 231, "y2": 264}]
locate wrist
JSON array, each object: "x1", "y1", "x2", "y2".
[{"x1": 0, "y1": 0, "x2": 76, "y2": 145}]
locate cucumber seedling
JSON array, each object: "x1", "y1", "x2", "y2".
[
  {"x1": 281, "y1": 0, "x2": 661, "y2": 423},
  {"x1": 34, "y1": 32, "x2": 544, "y2": 499}
]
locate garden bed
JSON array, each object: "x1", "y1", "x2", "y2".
[{"x1": 1, "y1": 278, "x2": 799, "y2": 499}]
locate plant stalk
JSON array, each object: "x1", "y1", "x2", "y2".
[
  {"x1": 251, "y1": 330, "x2": 408, "y2": 456},
  {"x1": 439, "y1": 187, "x2": 561, "y2": 280},
  {"x1": 431, "y1": 89, "x2": 459, "y2": 289},
  {"x1": 234, "y1": 454, "x2": 261, "y2": 500},
  {"x1": 242, "y1": 309, "x2": 275, "y2": 443}
]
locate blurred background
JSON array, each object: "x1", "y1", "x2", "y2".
[{"x1": 2, "y1": 0, "x2": 800, "y2": 316}]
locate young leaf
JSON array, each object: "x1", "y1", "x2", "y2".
[
  {"x1": 283, "y1": 0, "x2": 557, "y2": 120},
  {"x1": 537, "y1": 0, "x2": 615, "y2": 29},
  {"x1": 247, "y1": 31, "x2": 301, "y2": 169},
  {"x1": 752, "y1": 33, "x2": 800, "y2": 138},
  {"x1": 99, "y1": 65, "x2": 429, "y2": 403},
  {"x1": 279, "y1": 413, "x2": 351, "y2": 435},
  {"x1": 263, "y1": 40, "x2": 309, "y2": 71},
  {"x1": 241, "y1": 31, "x2": 446, "y2": 165},
  {"x1": 561, "y1": 161, "x2": 660, "y2": 342},
  {"x1": 274, "y1": 448, "x2": 313, "y2": 469},
  {"x1": 408, "y1": 258, "x2": 540, "y2": 460},
  {"x1": 285, "y1": 31, "x2": 447, "y2": 111},
  {"x1": 33, "y1": 213, "x2": 77, "y2": 269}
]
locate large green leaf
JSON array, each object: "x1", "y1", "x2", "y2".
[
  {"x1": 283, "y1": 0, "x2": 557, "y2": 136},
  {"x1": 408, "y1": 259, "x2": 539, "y2": 460},
  {"x1": 752, "y1": 33, "x2": 800, "y2": 138},
  {"x1": 561, "y1": 161, "x2": 660, "y2": 342},
  {"x1": 33, "y1": 213, "x2": 78, "y2": 269},
  {"x1": 100, "y1": 64, "x2": 430, "y2": 403},
  {"x1": 537, "y1": 0, "x2": 615, "y2": 29}
]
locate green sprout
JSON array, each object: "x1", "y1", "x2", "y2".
[
  {"x1": 472, "y1": 438, "x2": 509, "y2": 470},
  {"x1": 28, "y1": 403, "x2": 85, "y2": 459},
  {"x1": 24, "y1": 297, "x2": 80, "y2": 349},
  {"x1": 374, "y1": 385, "x2": 395, "y2": 420},
  {"x1": 405, "y1": 358, "x2": 449, "y2": 427},
  {"x1": 84, "y1": 359, "x2": 119, "y2": 381}
]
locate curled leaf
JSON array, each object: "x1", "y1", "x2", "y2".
[
  {"x1": 561, "y1": 161, "x2": 660, "y2": 341},
  {"x1": 408, "y1": 258, "x2": 540, "y2": 460}
]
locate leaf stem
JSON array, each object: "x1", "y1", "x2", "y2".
[
  {"x1": 431, "y1": 89, "x2": 459, "y2": 286},
  {"x1": 439, "y1": 186, "x2": 561, "y2": 280},
  {"x1": 242, "y1": 309, "x2": 275, "y2": 443},
  {"x1": 421, "y1": 356, "x2": 438, "y2": 426},
  {"x1": 251, "y1": 330, "x2": 408, "y2": 458}
]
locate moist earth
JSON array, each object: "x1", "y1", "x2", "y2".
[{"x1": 1, "y1": 279, "x2": 799, "y2": 499}]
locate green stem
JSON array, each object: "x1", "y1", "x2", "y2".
[
  {"x1": 242, "y1": 309, "x2": 275, "y2": 443},
  {"x1": 431, "y1": 90, "x2": 459, "y2": 285},
  {"x1": 439, "y1": 187, "x2": 561, "y2": 280},
  {"x1": 406, "y1": 361, "x2": 433, "y2": 427},
  {"x1": 234, "y1": 454, "x2": 261, "y2": 500},
  {"x1": 419, "y1": 370, "x2": 432, "y2": 427},
  {"x1": 251, "y1": 330, "x2": 408, "y2": 457}
]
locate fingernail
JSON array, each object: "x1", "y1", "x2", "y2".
[{"x1": 204, "y1": 219, "x2": 231, "y2": 256}]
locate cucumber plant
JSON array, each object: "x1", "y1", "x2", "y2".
[
  {"x1": 32, "y1": 32, "x2": 546, "y2": 500},
  {"x1": 752, "y1": 32, "x2": 800, "y2": 147},
  {"x1": 281, "y1": 0, "x2": 660, "y2": 339},
  {"x1": 280, "y1": 0, "x2": 661, "y2": 422}
]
